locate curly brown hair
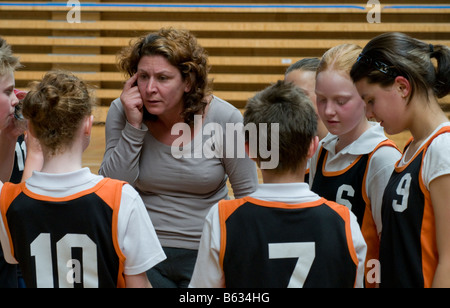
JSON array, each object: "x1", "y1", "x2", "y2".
[
  {"x1": 117, "y1": 28, "x2": 212, "y2": 125},
  {"x1": 22, "y1": 71, "x2": 94, "y2": 155}
]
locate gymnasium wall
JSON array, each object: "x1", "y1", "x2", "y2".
[{"x1": 0, "y1": 0, "x2": 449, "y2": 122}]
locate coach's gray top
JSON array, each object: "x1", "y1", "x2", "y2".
[{"x1": 100, "y1": 96, "x2": 258, "y2": 250}]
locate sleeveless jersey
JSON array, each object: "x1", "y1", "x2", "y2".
[
  {"x1": 0, "y1": 178, "x2": 127, "y2": 288},
  {"x1": 380, "y1": 127, "x2": 450, "y2": 288},
  {"x1": 219, "y1": 197, "x2": 358, "y2": 288},
  {"x1": 311, "y1": 140, "x2": 398, "y2": 287}
]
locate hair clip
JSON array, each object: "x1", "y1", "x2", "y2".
[{"x1": 356, "y1": 53, "x2": 399, "y2": 78}]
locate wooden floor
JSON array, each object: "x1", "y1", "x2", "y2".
[{"x1": 84, "y1": 125, "x2": 412, "y2": 183}]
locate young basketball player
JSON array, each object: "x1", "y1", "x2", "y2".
[
  {"x1": 285, "y1": 58, "x2": 328, "y2": 141},
  {"x1": 189, "y1": 81, "x2": 367, "y2": 288},
  {"x1": 351, "y1": 32, "x2": 450, "y2": 288},
  {"x1": 0, "y1": 37, "x2": 25, "y2": 288},
  {"x1": 285, "y1": 58, "x2": 328, "y2": 183},
  {"x1": 0, "y1": 38, "x2": 24, "y2": 184},
  {"x1": 0, "y1": 71, "x2": 166, "y2": 288},
  {"x1": 309, "y1": 44, "x2": 401, "y2": 287}
]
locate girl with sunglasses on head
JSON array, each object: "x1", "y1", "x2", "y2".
[
  {"x1": 310, "y1": 44, "x2": 401, "y2": 287},
  {"x1": 351, "y1": 32, "x2": 450, "y2": 288}
]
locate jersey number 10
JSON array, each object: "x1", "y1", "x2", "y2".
[{"x1": 30, "y1": 233, "x2": 98, "y2": 288}]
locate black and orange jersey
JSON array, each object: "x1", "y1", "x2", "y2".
[
  {"x1": 218, "y1": 197, "x2": 359, "y2": 288},
  {"x1": 0, "y1": 178, "x2": 127, "y2": 288},
  {"x1": 311, "y1": 140, "x2": 397, "y2": 287},
  {"x1": 380, "y1": 127, "x2": 450, "y2": 288}
]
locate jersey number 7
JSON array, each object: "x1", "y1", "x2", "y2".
[{"x1": 268, "y1": 242, "x2": 315, "y2": 288}]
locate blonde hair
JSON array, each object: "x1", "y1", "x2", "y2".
[
  {"x1": 0, "y1": 37, "x2": 21, "y2": 76},
  {"x1": 22, "y1": 71, "x2": 94, "y2": 155},
  {"x1": 317, "y1": 44, "x2": 362, "y2": 75}
]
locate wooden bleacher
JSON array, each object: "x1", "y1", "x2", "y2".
[{"x1": 0, "y1": 1, "x2": 449, "y2": 123}]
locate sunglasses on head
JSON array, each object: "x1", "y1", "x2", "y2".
[{"x1": 356, "y1": 54, "x2": 399, "y2": 78}]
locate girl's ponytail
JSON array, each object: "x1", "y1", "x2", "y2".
[
  {"x1": 431, "y1": 44, "x2": 450, "y2": 98},
  {"x1": 351, "y1": 32, "x2": 450, "y2": 103}
]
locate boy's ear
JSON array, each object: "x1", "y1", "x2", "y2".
[{"x1": 307, "y1": 136, "x2": 319, "y2": 159}]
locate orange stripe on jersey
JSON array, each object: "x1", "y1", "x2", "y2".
[
  {"x1": 218, "y1": 198, "x2": 247, "y2": 269},
  {"x1": 362, "y1": 139, "x2": 399, "y2": 288},
  {"x1": 95, "y1": 178, "x2": 128, "y2": 288},
  {"x1": 417, "y1": 127, "x2": 450, "y2": 287},
  {"x1": 0, "y1": 182, "x2": 25, "y2": 259},
  {"x1": 396, "y1": 127, "x2": 450, "y2": 172},
  {"x1": 242, "y1": 196, "x2": 329, "y2": 210},
  {"x1": 323, "y1": 200, "x2": 359, "y2": 269},
  {"x1": 321, "y1": 151, "x2": 363, "y2": 177},
  {"x1": 419, "y1": 175, "x2": 437, "y2": 288},
  {"x1": 20, "y1": 178, "x2": 111, "y2": 203}
]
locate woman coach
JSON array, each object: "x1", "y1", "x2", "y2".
[{"x1": 99, "y1": 28, "x2": 258, "y2": 288}]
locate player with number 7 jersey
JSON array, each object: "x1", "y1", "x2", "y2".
[
  {"x1": 189, "y1": 80, "x2": 367, "y2": 288},
  {"x1": 189, "y1": 184, "x2": 367, "y2": 288}
]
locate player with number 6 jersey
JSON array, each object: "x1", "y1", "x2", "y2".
[
  {"x1": 189, "y1": 81, "x2": 367, "y2": 288},
  {"x1": 310, "y1": 44, "x2": 401, "y2": 287}
]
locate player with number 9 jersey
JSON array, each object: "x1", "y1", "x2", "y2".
[
  {"x1": 380, "y1": 126, "x2": 450, "y2": 288},
  {"x1": 350, "y1": 32, "x2": 450, "y2": 287}
]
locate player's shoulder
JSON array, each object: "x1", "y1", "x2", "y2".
[
  {"x1": 95, "y1": 178, "x2": 142, "y2": 209},
  {"x1": 321, "y1": 199, "x2": 353, "y2": 222}
]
